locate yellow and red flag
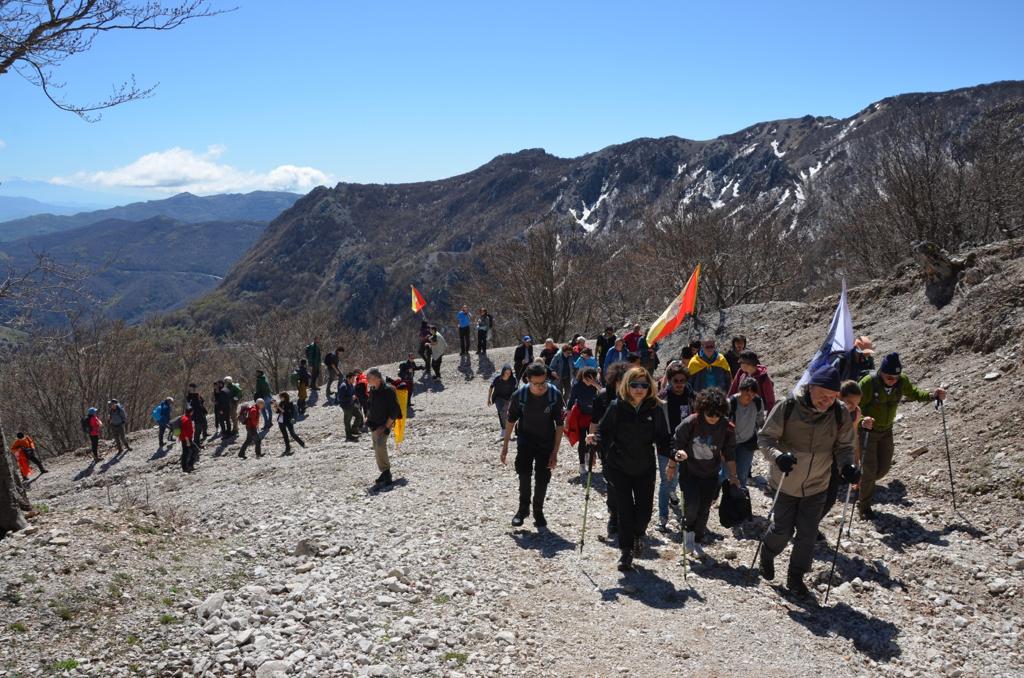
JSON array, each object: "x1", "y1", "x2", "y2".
[
  {"x1": 411, "y1": 285, "x2": 427, "y2": 313},
  {"x1": 645, "y1": 264, "x2": 700, "y2": 346}
]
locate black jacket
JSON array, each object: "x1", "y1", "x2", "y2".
[
  {"x1": 513, "y1": 344, "x2": 534, "y2": 370},
  {"x1": 367, "y1": 384, "x2": 403, "y2": 429},
  {"x1": 598, "y1": 397, "x2": 672, "y2": 475}
]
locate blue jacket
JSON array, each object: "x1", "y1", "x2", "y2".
[
  {"x1": 603, "y1": 347, "x2": 628, "y2": 371},
  {"x1": 456, "y1": 311, "x2": 471, "y2": 328},
  {"x1": 156, "y1": 401, "x2": 171, "y2": 426},
  {"x1": 337, "y1": 382, "x2": 356, "y2": 408},
  {"x1": 549, "y1": 351, "x2": 572, "y2": 384}
]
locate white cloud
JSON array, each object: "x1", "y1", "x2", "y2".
[{"x1": 52, "y1": 146, "x2": 334, "y2": 195}]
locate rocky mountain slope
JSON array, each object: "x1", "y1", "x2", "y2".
[
  {"x1": 207, "y1": 81, "x2": 1024, "y2": 330},
  {"x1": 0, "y1": 191, "x2": 300, "y2": 242},
  {"x1": 0, "y1": 216, "x2": 266, "y2": 323},
  {"x1": 2, "y1": 241, "x2": 1022, "y2": 676}
]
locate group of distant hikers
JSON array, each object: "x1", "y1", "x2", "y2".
[{"x1": 489, "y1": 329, "x2": 945, "y2": 601}]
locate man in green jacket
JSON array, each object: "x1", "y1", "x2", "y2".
[
  {"x1": 305, "y1": 338, "x2": 323, "y2": 390},
  {"x1": 255, "y1": 370, "x2": 274, "y2": 428},
  {"x1": 857, "y1": 352, "x2": 945, "y2": 519}
]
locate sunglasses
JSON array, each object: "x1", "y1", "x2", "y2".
[{"x1": 628, "y1": 382, "x2": 650, "y2": 390}]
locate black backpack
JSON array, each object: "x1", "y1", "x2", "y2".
[
  {"x1": 80, "y1": 416, "x2": 91, "y2": 435},
  {"x1": 718, "y1": 480, "x2": 753, "y2": 527}
]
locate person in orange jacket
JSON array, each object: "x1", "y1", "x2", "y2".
[{"x1": 11, "y1": 432, "x2": 47, "y2": 478}]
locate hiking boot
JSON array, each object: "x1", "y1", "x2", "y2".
[
  {"x1": 669, "y1": 496, "x2": 679, "y2": 507},
  {"x1": 238, "y1": 452, "x2": 247, "y2": 459},
  {"x1": 816, "y1": 530, "x2": 827, "y2": 542},
  {"x1": 786, "y1": 571, "x2": 812, "y2": 599},
  {"x1": 859, "y1": 506, "x2": 877, "y2": 520},
  {"x1": 656, "y1": 519, "x2": 670, "y2": 534},
  {"x1": 374, "y1": 471, "x2": 386, "y2": 485},
  {"x1": 255, "y1": 452, "x2": 263, "y2": 458},
  {"x1": 382, "y1": 470, "x2": 393, "y2": 486},
  {"x1": 617, "y1": 552, "x2": 634, "y2": 572},
  {"x1": 759, "y1": 549, "x2": 775, "y2": 581},
  {"x1": 511, "y1": 510, "x2": 528, "y2": 527},
  {"x1": 282, "y1": 450, "x2": 293, "y2": 456},
  {"x1": 533, "y1": 510, "x2": 547, "y2": 529}
]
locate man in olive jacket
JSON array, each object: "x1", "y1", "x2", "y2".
[{"x1": 757, "y1": 365, "x2": 859, "y2": 599}]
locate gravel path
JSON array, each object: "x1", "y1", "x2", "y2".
[{"x1": 2, "y1": 344, "x2": 1022, "y2": 677}]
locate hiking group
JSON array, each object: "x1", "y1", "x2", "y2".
[{"x1": 490, "y1": 329, "x2": 946, "y2": 602}]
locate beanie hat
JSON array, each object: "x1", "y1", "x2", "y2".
[
  {"x1": 808, "y1": 365, "x2": 841, "y2": 391},
  {"x1": 879, "y1": 352, "x2": 902, "y2": 376},
  {"x1": 523, "y1": 335, "x2": 532, "y2": 343}
]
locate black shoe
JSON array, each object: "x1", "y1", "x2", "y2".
[
  {"x1": 238, "y1": 453, "x2": 247, "y2": 459},
  {"x1": 374, "y1": 471, "x2": 386, "y2": 485},
  {"x1": 511, "y1": 510, "x2": 528, "y2": 527},
  {"x1": 255, "y1": 452, "x2": 263, "y2": 458},
  {"x1": 669, "y1": 496, "x2": 679, "y2": 507},
  {"x1": 816, "y1": 530, "x2": 827, "y2": 542},
  {"x1": 282, "y1": 450, "x2": 293, "y2": 456},
  {"x1": 345, "y1": 436, "x2": 359, "y2": 442},
  {"x1": 533, "y1": 510, "x2": 547, "y2": 529},
  {"x1": 860, "y1": 506, "x2": 877, "y2": 520},
  {"x1": 382, "y1": 470, "x2": 393, "y2": 486},
  {"x1": 786, "y1": 571, "x2": 812, "y2": 599},
  {"x1": 617, "y1": 552, "x2": 634, "y2": 572},
  {"x1": 760, "y1": 549, "x2": 775, "y2": 581},
  {"x1": 40, "y1": 468, "x2": 49, "y2": 474}
]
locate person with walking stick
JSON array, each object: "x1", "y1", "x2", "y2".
[
  {"x1": 856, "y1": 352, "x2": 946, "y2": 520},
  {"x1": 756, "y1": 365, "x2": 857, "y2": 601}
]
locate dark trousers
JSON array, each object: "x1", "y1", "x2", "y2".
[
  {"x1": 325, "y1": 370, "x2": 338, "y2": 398},
  {"x1": 477, "y1": 329, "x2": 488, "y2": 353},
  {"x1": 763, "y1": 490, "x2": 828, "y2": 575},
  {"x1": 431, "y1": 356, "x2": 443, "y2": 378},
  {"x1": 310, "y1": 364, "x2": 321, "y2": 388},
  {"x1": 279, "y1": 422, "x2": 304, "y2": 453},
  {"x1": 239, "y1": 428, "x2": 261, "y2": 457},
  {"x1": 682, "y1": 472, "x2": 721, "y2": 538},
  {"x1": 459, "y1": 326, "x2": 471, "y2": 354},
  {"x1": 604, "y1": 465, "x2": 656, "y2": 554},
  {"x1": 419, "y1": 344, "x2": 432, "y2": 370},
  {"x1": 23, "y1": 448, "x2": 46, "y2": 473},
  {"x1": 859, "y1": 429, "x2": 895, "y2": 513},
  {"x1": 158, "y1": 423, "x2": 168, "y2": 446},
  {"x1": 343, "y1": 405, "x2": 363, "y2": 437},
  {"x1": 90, "y1": 435, "x2": 100, "y2": 460},
  {"x1": 214, "y1": 408, "x2": 227, "y2": 435},
  {"x1": 180, "y1": 440, "x2": 199, "y2": 472},
  {"x1": 577, "y1": 440, "x2": 595, "y2": 467},
  {"x1": 514, "y1": 435, "x2": 553, "y2": 516},
  {"x1": 822, "y1": 461, "x2": 843, "y2": 518},
  {"x1": 193, "y1": 414, "x2": 208, "y2": 442}
]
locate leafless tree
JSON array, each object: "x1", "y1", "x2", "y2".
[
  {"x1": 0, "y1": 0, "x2": 229, "y2": 120},
  {"x1": 962, "y1": 98, "x2": 1024, "y2": 240}
]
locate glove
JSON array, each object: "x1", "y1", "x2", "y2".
[
  {"x1": 840, "y1": 464, "x2": 861, "y2": 484},
  {"x1": 775, "y1": 452, "x2": 797, "y2": 474}
]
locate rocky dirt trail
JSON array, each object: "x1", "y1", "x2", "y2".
[{"x1": 3, "y1": 242, "x2": 1024, "y2": 677}]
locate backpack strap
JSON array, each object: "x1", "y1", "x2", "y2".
[
  {"x1": 783, "y1": 396, "x2": 796, "y2": 423},
  {"x1": 729, "y1": 395, "x2": 737, "y2": 420}
]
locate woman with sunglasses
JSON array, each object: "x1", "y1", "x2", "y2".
[{"x1": 595, "y1": 366, "x2": 672, "y2": 571}]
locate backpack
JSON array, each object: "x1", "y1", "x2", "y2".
[
  {"x1": 782, "y1": 396, "x2": 844, "y2": 430},
  {"x1": 516, "y1": 383, "x2": 561, "y2": 411},
  {"x1": 238, "y1": 404, "x2": 251, "y2": 423},
  {"x1": 718, "y1": 480, "x2": 753, "y2": 527},
  {"x1": 151, "y1": 404, "x2": 162, "y2": 423},
  {"x1": 81, "y1": 416, "x2": 91, "y2": 435}
]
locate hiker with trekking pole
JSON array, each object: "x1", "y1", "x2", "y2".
[
  {"x1": 856, "y1": 352, "x2": 946, "y2": 520},
  {"x1": 754, "y1": 365, "x2": 858, "y2": 601}
]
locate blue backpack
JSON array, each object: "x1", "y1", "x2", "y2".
[
  {"x1": 151, "y1": 404, "x2": 162, "y2": 423},
  {"x1": 515, "y1": 383, "x2": 562, "y2": 411}
]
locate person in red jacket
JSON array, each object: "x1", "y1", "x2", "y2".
[
  {"x1": 179, "y1": 408, "x2": 200, "y2": 472},
  {"x1": 11, "y1": 432, "x2": 47, "y2": 478},
  {"x1": 238, "y1": 399, "x2": 264, "y2": 459},
  {"x1": 727, "y1": 350, "x2": 777, "y2": 414},
  {"x1": 622, "y1": 324, "x2": 643, "y2": 354},
  {"x1": 83, "y1": 407, "x2": 103, "y2": 462}
]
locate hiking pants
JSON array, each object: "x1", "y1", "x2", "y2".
[
  {"x1": 239, "y1": 428, "x2": 261, "y2": 457},
  {"x1": 493, "y1": 398, "x2": 509, "y2": 431},
  {"x1": 822, "y1": 460, "x2": 842, "y2": 519},
  {"x1": 604, "y1": 465, "x2": 655, "y2": 554},
  {"x1": 279, "y1": 422, "x2": 304, "y2": 453},
  {"x1": 310, "y1": 364, "x2": 321, "y2": 388},
  {"x1": 682, "y1": 472, "x2": 720, "y2": 539},
  {"x1": 343, "y1": 405, "x2": 363, "y2": 437},
  {"x1": 431, "y1": 356, "x2": 443, "y2": 379},
  {"x1": 763, "y1": 490, "x2": 827, "y2": 576},
  {"x1": 23, "y1": 448, "x2": 46, "y2": 474},
  {"x1": 577, "y1": 439, "x2": 595, "y2": 468},
  {"x1": 859, "y1": 429, "x2": 895, "y2": 513},
  {"x1": 193, "y1": 414, "x2": 208, "y2": 441},
  {"x1": 180, "y1": 440, "x2": 199, "y2": 472},
  {"x1": 325, "y1": 369, "x2": 337, "y2": 399},
  {"x1": 513, "y1": 434, "x2": 553, "y2": 516},
  {"x1": 90, "y1": 435, "x2": 100, "y2": 460},
  {"x1": 111, "y1": 424, "x2": 130, "y2": 453},
  {"x1": 657, "y1": 454, "x2": 679, "y2": 523},
  {"x1": 477, "y1": 329, "x2": 488, "y2": 353},
  {"x1": 459, "y1": 326, "x2": 471, "y2": 354},
  {"x1": 372, "y1": 428, "x2": 391, "y2": 472},
  {"x1": 214, "y1": 408, "x2": 226, "y2": 435},
  {"x1": 158, "y1": 423, "x2": 168, "y2": 446},
  {"x1": 261, "y1": 400, "x2": 273, "y2": 428},
  {"x1": 719, "y1": 440, "x2": 756, "y2": 489}
]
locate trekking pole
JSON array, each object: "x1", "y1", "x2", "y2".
[
  {"x1": 824, "y1": 481, "x2": 854, "y2": 605},
  {"x1": 579, "y1": 445, "x2": 594, "y2": 553},
  {"x1": 936, "y1": 399, "x2": 957, "y2": 512},
  {"x1": 847, "y1": 429, "x2": 870, "y2": 538},
  {"x1": 749, "y1": 472, "x2": 787, "y2": 580},
  {"x1": 678, "y1": 466, "x2": 688, "y2": 584}
]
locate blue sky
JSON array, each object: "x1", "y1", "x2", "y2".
[{"x1": 0, "y1": 0, "x2": 1021, "y2": 202}]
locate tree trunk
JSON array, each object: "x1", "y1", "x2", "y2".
[{"x1": 0, "y1": 413, "x2": 30, "y2": 537}]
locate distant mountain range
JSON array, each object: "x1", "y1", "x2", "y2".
[
  {"x1": 0, "y1": 195, "x2": 103, "y2": 222},
  {"x1": 205, "y1": 81, "x2": 1024, "y2": 331},
  {"x1": 0, "y1": 190, "x2": 301, "y2": 242}
]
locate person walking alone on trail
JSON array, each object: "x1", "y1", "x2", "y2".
[
  {"x1": 856, "y1": 352, "x2": 945, "y2": 520},
  {"x1": 655, "y1": 363, "x2": 695, "y2": 531},
  {"x1": 324, "y1": 346, "x2": 344, "y2": 400},
  {"x1": 178, "y1": 407, "x2": 200, "y2": 473},
  {"x1": 296, "y1": 360, "x2": 311, "y2": 415},
  {"x1": 107, "y1": 399, "x2": 133, "y2": 454},
  {"x1": 666, "y1": 388, "x2": 738, "y2": 557},
  {"x1": 477, "y1": 308, "x2": 494, "y2": 354},
  {"x1": 688, "y1": 337, "x2": 733, "y2": 393},
  {"x1": 488, "y1": 364, "x2": 518, "y2": 441},
  {"x1": 567, "y1": 367, "x2": 600, "y2": 476},
  {"x1": 457, "y1": 305, "x2": 472, "y2": 355},
  {"x1": 587, "y1": 362, "x2": 630, "y2": 540},
  {"x1": 11, "y1": 432, "x2": 46, "y2": 477},
  {"x1": 153, "y1": 397, "x2": 173, "y2": 447},
  {"x1": 213, "y1": 380, "x2": 232, "y2": 437},
  {"x1": 338, "y1": 372, "x2": 363, "y2": 442},
  {"x1": 595, "y1": 366, "x2": 672, "y2": 571},
  {"x1": 722, "y1": 378, "x2": 765, "y2": 491},
  {"x1": 513, "y1": 336, "x2": 534, "y2": 382},
  {"x1": 757, "y1": 365, "x2": 858, "y2": 600},
  {"x1": 305, "y1": 338, "x2": 323, "y2": 390},
  {"x1": 596, "y1": 326, "x2": 617, "y2": 371},
  {"x1": 724, "y1": 335, "x2": 747, "y2": 376},
  {"x1": 83, "y1": 407, "x2": 103, "y2": 462},
  {"x1": 275, "y1": 393, "x2": 305, "y2": 456},
  {"x1": 238, "y1": 400, "x2": 264, "y2": 459},
  {"x1": 185, "y1": 386, "x2": 208, "y2": 444},
  {"x1": 255, "y1": 371, "x2": 274, "y2": 427},
  {"x1": 366, "y1": 368, "x2": 403, "y2": 487},
  {"x1": 728, "y1": 350, "x2": 777, "y2": 414},
  {"x1": 429, "y1": 326, "x2": 448, "y2": 380},
  {"x1": 501, "y1": 362, "x2": 564, "y2": 529}
]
